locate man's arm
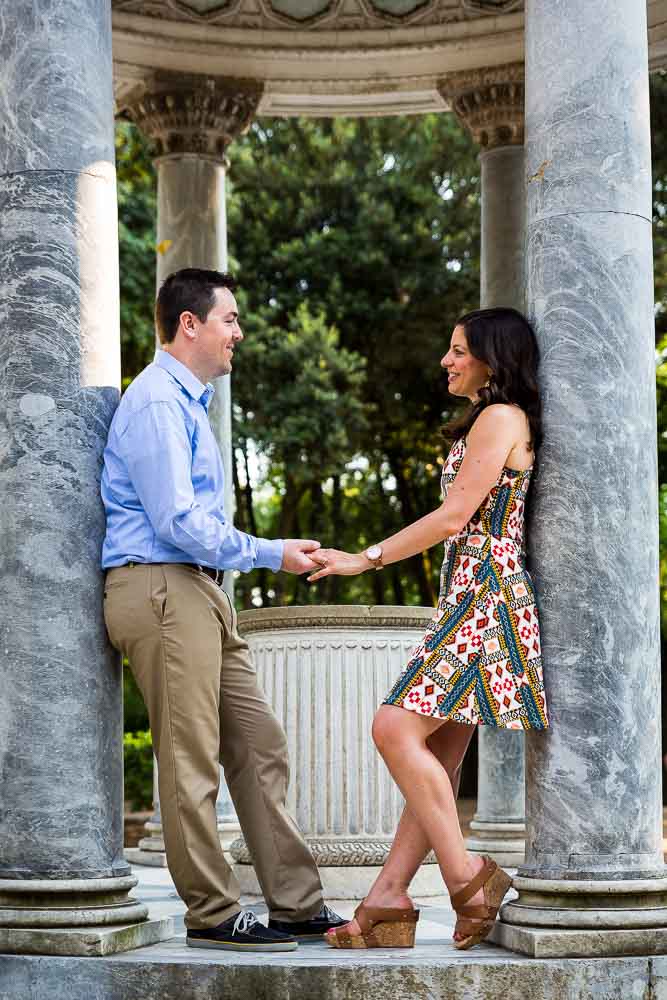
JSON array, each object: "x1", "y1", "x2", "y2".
[{"x1": 119, "y1": 400, "x2": 284, "y2": 572}]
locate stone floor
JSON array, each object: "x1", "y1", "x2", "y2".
[{"x1": 3, "y1": 863, "x2": 667, "y2": 1000}]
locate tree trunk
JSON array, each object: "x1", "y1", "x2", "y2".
[
  {"x1": 275, "y1": 472, "x2": 304, "y2": 604},
  {"x1": 326, "y1": 475, "x2": 342, "y2": 604},
  {"x1": 375, "y1": 460, "x2": 404, "y2": 605},
  {"x1": 386, "y1": 450, "x2": 435, "y2": 607},
  {"x1": 232, "y1": 444, "x2": 247, "y2": 532}
]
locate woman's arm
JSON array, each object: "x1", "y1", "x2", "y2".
[{"x1": 308, "y1": 405, "x2": 526, "y2": 581}]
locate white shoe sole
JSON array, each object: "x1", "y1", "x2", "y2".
[{"x1": 187, "y1": 937, "x2": 298, "y2": 952}]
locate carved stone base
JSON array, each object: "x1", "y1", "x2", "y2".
[
  {"x1": 492, "y1": 876, "x2": 667, "y2": 958},
  {"x1": 466, "y1": 819, "x2": 526, "y2": 867},
  {"x1": 0, "y1": 917, "x2": 173, "y2": 957},
  {"x1": 231, "y1": 836, "x2": 399, "y2": 868},
  {"x1": 232, "y1": 861, "x2": 444, "y2": 901},
  {"x1": 126, "y1": 821, "x2": 240, "y2": 867},
  {"x1": 124, "y1": 847, "x2": 169, "y2": 868},
  {"x1": 0, "y1": 876, "x2": 148, "y2": 930}
]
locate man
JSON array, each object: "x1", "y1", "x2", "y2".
[{"x1": 101, "y1": 268, "x2": 344, "y2": 951}]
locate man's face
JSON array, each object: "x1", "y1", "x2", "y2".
[{"x1": 190, "y1": 287, "x2": 243, "y2": 380}]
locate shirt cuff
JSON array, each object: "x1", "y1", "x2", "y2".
[{"x1": 255, "y1": 537, "x2": 284, "y2": 573}]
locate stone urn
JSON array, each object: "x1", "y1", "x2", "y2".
[{"x1": 230, "y1": 604, "x2": 446, "y2": 899}]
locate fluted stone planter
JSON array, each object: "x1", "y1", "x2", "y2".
[{"x1": 231, "y1": 605, "x2": 448, "y2": 899}]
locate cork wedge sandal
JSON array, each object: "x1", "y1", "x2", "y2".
[
  {"x1": 451, "y1": 856, "x2": 512, "y2": 951},
  {"x1": 324, "y1": 903, "x2": 420, "y2": 949}
]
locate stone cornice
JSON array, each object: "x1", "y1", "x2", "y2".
[
  {"x1": 438, "y1": 60, "x2": 524, "y2": 149},
  {"x1": 121, "y1": 72, "x2": 263, "y2": 159},
  {"x1": 237, "y1": 604, "x2": 433, "y2": 634}
]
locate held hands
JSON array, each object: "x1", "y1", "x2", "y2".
[
  {"x1": 307, "y1": 548, "x2": 369, "y2": 582},
  {"x1": 281, "y1": 539, "x2": 322, "y2": 574}
]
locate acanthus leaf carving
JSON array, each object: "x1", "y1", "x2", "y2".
[
  {"x1": 120, "y1": 72, "x2": 263, "y2": 159},
  {"x1": 438, "y1": 61, "x2": 524, "y2": 149}
]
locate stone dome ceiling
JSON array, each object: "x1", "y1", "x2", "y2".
[
  {"x1": 111, "y1": 0, "x2": 667, "y2": 118},
  {"x1": 112, "y1": 0, "x2": 524, "y2": 28}
]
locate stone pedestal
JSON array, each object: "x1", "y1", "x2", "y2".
[
  {"x1": 0, "y1": 0, "x2": 168, "y2": 955},
  {"x1": 125, "y1": 758, "x2": 239, "y2": 867},
  {"x1": 124, "y1": 767, "x2": 169, "y2": 867},
  {"x1": 493, "y1": 0, "x2": 667, "y2": 958},
  {"x1": 230, "y1": 605, "x2": 446, "y2": 899},
  {"x1": 440, "y1": 63, "x2": 527, "y2": 867},
  {"x1": 467, "y1": 728, "x2": 525, "y2": 866}
]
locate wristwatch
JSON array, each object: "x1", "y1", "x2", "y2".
[{"x1": 364, "y1": 544, "x2": 384, "y2": 570}]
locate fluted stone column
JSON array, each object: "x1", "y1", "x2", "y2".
[
  {"x1": 493, "y1": 0, "x2": 667, "y2": 958},
  {"x1": 440, "y1": 63, "x2": 527, "y2": 866},
  {"x1": 0, "y1": 0, "x2": 170, "y2": 955},
  {"x1": 122, "y1": 73, "x2": 262, "y2": 866},
  {"x1": 229, "y1": 606, "x2": 447, "y2": 900}
]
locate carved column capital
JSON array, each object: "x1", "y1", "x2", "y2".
[
  {"x1": 438, "y1": 62, "x2": 524, "y2": 150},
  {"x1": 121, "y1": 72, "x2": 264, "y2": 161}
]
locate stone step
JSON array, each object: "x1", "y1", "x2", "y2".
[{"x1": 1, "y1": 939, "x2": 663, "y2": 1000}]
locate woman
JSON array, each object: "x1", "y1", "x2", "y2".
[{"x1": 307, "y1": 307, "x2": 549, "y2": 951}]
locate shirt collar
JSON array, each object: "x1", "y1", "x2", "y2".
[{"x1": 155, "y1": 351, "x2": 215, "y2": 410}]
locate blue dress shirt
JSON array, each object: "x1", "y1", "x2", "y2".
[{"x1": 101, "y1": 351, "x2": 284, "y2": 572}]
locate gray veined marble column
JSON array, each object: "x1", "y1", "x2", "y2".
[
  {"x1": 440, "y1": 63, "x2": 527, "y2": 867},
  {"x1": 0, "y1": 0, "x2": 170, "y2": 955},
  {"x1": 121, "y1": 73, "x2": 262, "y2": 866},
  {"x1": 493, "y1": 0, "x2": 667, "y2": 959}
]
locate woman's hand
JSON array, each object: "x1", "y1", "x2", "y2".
[{"x1": 307, "y1": 548, "x2": 369, "y2": 582}]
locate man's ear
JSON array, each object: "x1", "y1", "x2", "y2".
[{"x1": 179, "y1": 310, "x2": 197, "y2": 341}]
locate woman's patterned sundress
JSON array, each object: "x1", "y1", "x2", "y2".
[{"x1": 384, "y1": 437, "x2": 548, "y2": 730}]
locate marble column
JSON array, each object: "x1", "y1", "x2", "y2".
[
  {"x1": 440, "y1": 63, "x2": 527, "y2": 866},
  {"x1": 0, "y1": 0, "x2": 169, "y2": 955},
  {"x1": 493, "y1": 0, "x2": 667, "y2": 958},
  {"x1": 122, "y1": 73, "x2": 262, "y2": 865},
  {"x1": 230, "y1": 606, "x2": 444, "y2": 900}
]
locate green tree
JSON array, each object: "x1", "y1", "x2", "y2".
[
  {"x1": 226, "y1": 114, "x2": 480, "y2": 606},
  {"x1": 232, "y1": 301, "x2": 371, "y2": 604}
]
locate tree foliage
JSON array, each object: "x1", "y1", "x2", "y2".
[
  {"x1": 226, "y1": 114, "x2": 480, "y2": 607},
  {"x1": 116, "y1": 78, "x2": 666, "y2": 616}
]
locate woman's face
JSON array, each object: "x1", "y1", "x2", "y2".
[{"x1": 441, "y1": 325, "x2": 491, "y2": 402}]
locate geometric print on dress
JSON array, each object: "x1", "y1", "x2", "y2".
[{"x1": 383, "y1": 436, "x2": 549, "y2": 731}]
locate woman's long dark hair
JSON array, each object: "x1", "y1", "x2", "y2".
[{"x1": 443, "y1": 306, "x2": 542, "y2": 452}]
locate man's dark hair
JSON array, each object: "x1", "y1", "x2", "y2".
[{"x1": 155, "y1": 268, "x2": 237, "y2": 344}]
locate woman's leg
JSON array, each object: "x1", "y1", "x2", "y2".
[
  {"x1": 331, "y1": 714, "x2": 480, "y2": 939},
  {"x1": 363, "y1": 721, "x2": 476, "y2": 906}
]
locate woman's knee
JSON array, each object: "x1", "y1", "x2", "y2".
[{"x1": 372, "y1": 707, "x2": 399, "y2": 755}]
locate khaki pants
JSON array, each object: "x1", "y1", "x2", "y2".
[{"x1": 104, "y1": 562, "x2": 323, "y2": 929}]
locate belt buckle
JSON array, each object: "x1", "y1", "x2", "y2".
[{"x1": 198, "y1": 564, "x2": 223, "y2": 586}]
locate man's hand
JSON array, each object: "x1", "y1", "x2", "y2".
[{"x1": 280, "y1": 539, "x2": 322, "y2": 574}]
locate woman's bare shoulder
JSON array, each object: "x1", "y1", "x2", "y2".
[{"x1": 469, "y1": 403, "x2": 527, "y2": 435}]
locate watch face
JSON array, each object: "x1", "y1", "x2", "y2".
[{"x1": 367, "y1": 545, "x2": 382, "y2": 560}]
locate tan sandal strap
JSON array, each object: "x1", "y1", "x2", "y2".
[
  {"x1": 456, "y1": 917, "x2": 492, "y2": 937},
  {"x1": 451, "y1": 857, "x2": 497, "y2": 910},
  {"x1": 454, "y1": 904, "x2": 492, "y2": 920},
  {"x1": 354, "y1": 904, "x2": 419, "y2": 935}
]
